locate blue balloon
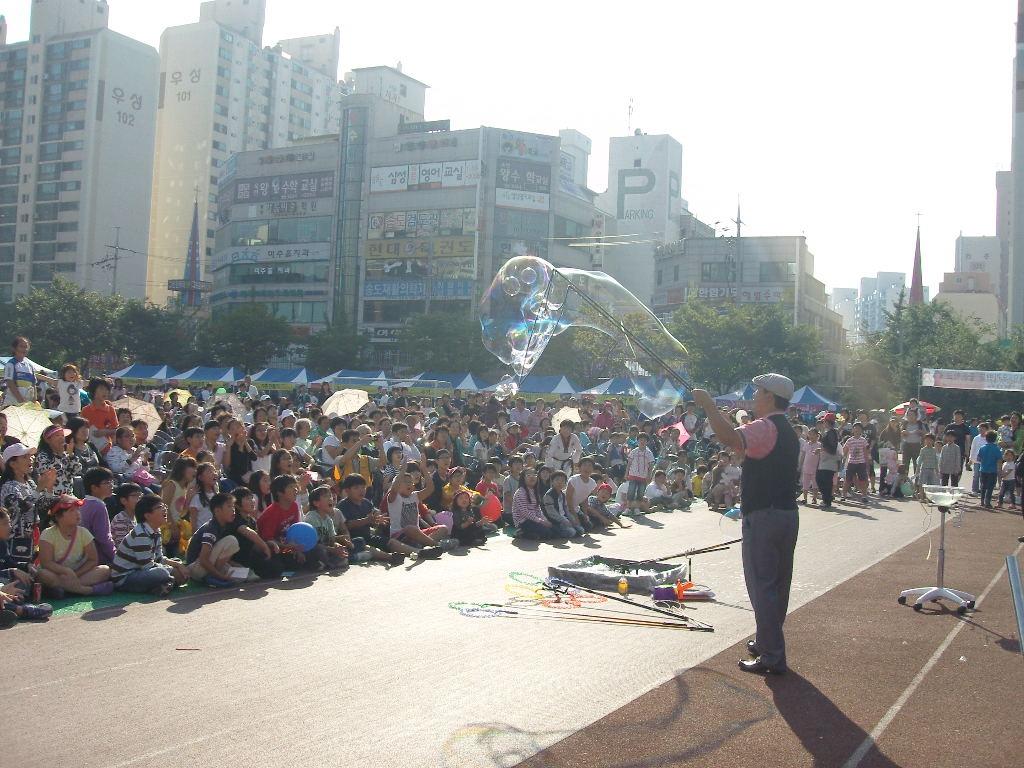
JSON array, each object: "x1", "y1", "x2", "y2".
[{"x1": 285, "y1": 522, "x2": 318, "y2": 553}]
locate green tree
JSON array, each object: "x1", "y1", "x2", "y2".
[
  {"x1": 667, "y1": 302, "x2": 822, "y2": 393},
  {"x1": 197, "y1": 304, "x2": 292, "y2": 373},
  {"x1": 303, "y1": 321, "x2": 367, "y2": 374},
  {"x1": 530, "y1": 311, "x2": 687, "y2": 385},
  {"x1": 397, "y1": 313, "x2": 500, "y2": 374},
  {"x1": 0, "y1": 278, "x2": 125, "y2": 369},
  {"x1": 118, "y1": 302, "x2": 202, "y2": 371},
  {"x1": 854, "y1": 295, "x2": 1022, "y2": 415}
]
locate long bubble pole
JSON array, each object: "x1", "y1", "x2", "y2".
[
  {"x1": 649, "y1": 538, "x2": 744, "y2": 563},
  {"x1": 547, "y1": 578, "x2": 714, "y2": 631},
  {"x1": 551, "y1": 268, "x2": 693, "y2": 393}
]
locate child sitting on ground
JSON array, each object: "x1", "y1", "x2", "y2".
[
  {"x1": 644, "y1": 470, "x2": 674, "y2": 509},
  {"x1": 690, "y1": 464, "x2": 707, "y2": 499},
  {"x1": 587, "y1": 484, "x2": 632, "y2": 529},
  {"x1": 385, "y1": 468, "x2": 447, "y2": 559},
  {"x1": 891, "y1": 464, "x2": 910, "y2": 499},
  {"x1": 668, "y1": 467, "x2": 692, "y2": 509},
  {"x1": 334, "y1": 474, "x2": 406, "y2": 565},
  {"x1": 541, "y1": 470, "x2": 580, "y2": 537},
  {"x1": 304, "y1": 485, "x2": 352, "y2": 570},
  {"x1": 186, "y1": 492, "x2": 250, "y2": 587},
  {"x1": 450, "y1": 489, "x2": 489, "y2": 547},
  {"x1": 257, "y1": 475, "x2": 323, "y2": 572},
  {"x1": 0, "y1": 508, "x2": 53, "y2": 626}
]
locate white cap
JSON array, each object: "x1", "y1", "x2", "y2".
[
  {"x1": 752, "y1": 373, "x2": 795, "y2": 400},
  {"x1": 1, "y1": 443, "x2": 35, "y2": 462},
  {"x1": 280, "y1": 410, "x2": 296, "y2": 420}
]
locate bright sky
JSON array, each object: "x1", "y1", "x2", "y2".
[{"x1": 5, "y1": 0, "x2": 1015, "y2": 296}]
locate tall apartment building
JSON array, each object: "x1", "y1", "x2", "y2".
[
  {"x1": 0, "y1": 0, "x2": 158, "y2": 302},
  {"x1": 147, "y1": 0, "x2": 343, "y2": 306},
  {"x1": 828, "y1": 287, "x2": 858, "y2": 334},
  {"x1": 855, "y1": 272, "x2": 906, "y2": 340},
  {"x1": 954, "y1": 235, "x2": 1001, "y2": 298},
  {"x1": 1008, "y1": 1, "x2": 1024, "y2": 325}
]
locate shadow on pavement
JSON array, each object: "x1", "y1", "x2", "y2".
[{"x1": 766, "y1": 672, "x2": 900, "y2": 768}]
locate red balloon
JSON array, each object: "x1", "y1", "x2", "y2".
[{"x1": 480, "y1": 495, "x2": 502, "y2": 522}]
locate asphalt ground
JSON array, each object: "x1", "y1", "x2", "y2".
[{"x1": 3, "y1": 487, "x2": 1020, "y2": 768}]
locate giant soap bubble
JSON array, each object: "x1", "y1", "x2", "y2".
[{"x1": 480, "y1": 255, "x2": 689, "y2": 418}]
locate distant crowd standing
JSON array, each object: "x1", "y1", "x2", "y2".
[{"x1": 2, "y1": 333, "x2": 1022, "y2": 628}]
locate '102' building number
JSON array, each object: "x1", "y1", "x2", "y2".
[{"x1": 111, "y1": 85, "x2": 143, "y2": 128}]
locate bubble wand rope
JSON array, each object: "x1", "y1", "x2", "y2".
[
  {"x1": 647, "y1": 538, "x2": 744, "y2": 563},
  {"x1": 449, "y1": 602, "x2": 696, "y2": 630},
  {"x1": 546, "y1": 578, "x2": 715, "y2": 631},
  {"x1": 551, "y1": 267, "x2": 693, "y2": 393}
]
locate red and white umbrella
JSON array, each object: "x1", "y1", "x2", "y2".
[{"x1": 891, "y1": 400, "x2": 940, "y2": 416}]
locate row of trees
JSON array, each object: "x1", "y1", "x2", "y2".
[
  {"x1": 8, "y1": 280, "x2": 1023, "y2": 416},
  {"x1": 395, "y1": 302, "x2": 824, "y2": 392},
  {"x1": 848, "y1": 296, "x2": 1024, "y2": 414},
  {"x1": 0, "y1": 279, "x2": 365, "y2": 374}
]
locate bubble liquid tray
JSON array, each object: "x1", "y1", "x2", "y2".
[{"x1": 548, "y1": 556, "x2": 689, "y2": 592}]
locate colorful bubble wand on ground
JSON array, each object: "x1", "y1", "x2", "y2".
[
  {"x1": 449, "y1": 572, "x2": 704, "y2": 630},
  {"x1": 545, "y1": 577, "x2": 714, "y2": 632}
]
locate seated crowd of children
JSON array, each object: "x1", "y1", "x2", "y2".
[{"x1": 0, "y1": 379, "x2": 718, "y2": 629}]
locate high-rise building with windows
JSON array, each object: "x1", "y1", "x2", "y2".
[
  {"x1": 1008, "y1": 1, "x2": 1024, "y2": 325},
  {"x1": 0, "y1": 0, "x2": 158, "y2": 302},
  {"x1": 147, "y1": 0, "x2": 343, "y2": 306}
]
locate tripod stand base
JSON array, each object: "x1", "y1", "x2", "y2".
[{"x1": 898, "y1": 586, "x2": 976, "y2": 615}]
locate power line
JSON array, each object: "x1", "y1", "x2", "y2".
[{"x1": 90, "y1": 226, "x2": 148, "y2": 296}]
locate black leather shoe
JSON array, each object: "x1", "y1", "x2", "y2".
[
  {"x1": 738, "y1": 657, "x2": 787, "y2": 675},
  {"x1": 746, "y1": 640, "x2": 759, "y2": 657}
]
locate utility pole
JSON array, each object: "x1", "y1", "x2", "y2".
[
  {"x1": 732, "y1": 199, "x2": 743, "y2": 304},
  {"x1": 93, "y1": 226, "x2": 146, "y2": 296},
  {"x1": 110, "y1": 226, "x2": 120, "y2": 295}
]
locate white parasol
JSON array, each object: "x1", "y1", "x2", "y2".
[
  {"x1": 1, "y1": 404, "x2": 56, "y2": 446},
  {"x1": 112, "y1": 397, "x2": 163, "y2": 435},
  {"x1": 322, "y1": 389, "x2": 371, "y2": 418}
]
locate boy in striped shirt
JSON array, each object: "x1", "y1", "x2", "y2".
[
  {"x1": 842, "y1": 422, "x2": 870, "y2": 502},
  {"x1": 111, "y1": 496, "x2": 189, "y2": 596}
]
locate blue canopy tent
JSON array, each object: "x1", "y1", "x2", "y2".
[
  {"x1": 517, "y1": 375, "x2": 579, "y2": 394},
  {"x1": 312, "y1": 369, "x2": 387, "y2": 384},
  {"x1": 174, "y1": 366, "x2": 245, "y2": 383},
  {"x1": 580, "y1": 377, "x2": 634, "y2": 396},
  {"x1": 714, "y1": 383, "x2": 757, "y2": 405},
  {"x1": 450, "y1": 373, "x2": 492, "y2": 392},
  {"x1": 251, "y1": 368, "x2": 311, "y2": 387},
  {"x1": 790, "y1": 385, "x2": 839, "y2": 412},
  {"x1": 419, "y1": 372, "x2": 464, "y2": 388},
  {"x1": 108, "y1": 364, "x2": 177, "y2": 382}
]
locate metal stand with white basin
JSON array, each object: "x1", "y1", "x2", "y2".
[{"x1": 897, "y1": 485, "x2": 976, "y2": 615}]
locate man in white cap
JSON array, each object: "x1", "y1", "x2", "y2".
[{"x1": 692, "y1": 373, "x2": 800, "y2": 675}]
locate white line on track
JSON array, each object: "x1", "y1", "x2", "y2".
[
  {"x1": 842, "y1": 542, "x2": 1024, "y2": 768},
  {"x1": 0, "y1": 660, "x2": 147, "y2": 696}
]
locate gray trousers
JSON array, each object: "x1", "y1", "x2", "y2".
[{"x1": 741, "y1": 506, "x2": 799, "y2": 667}]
